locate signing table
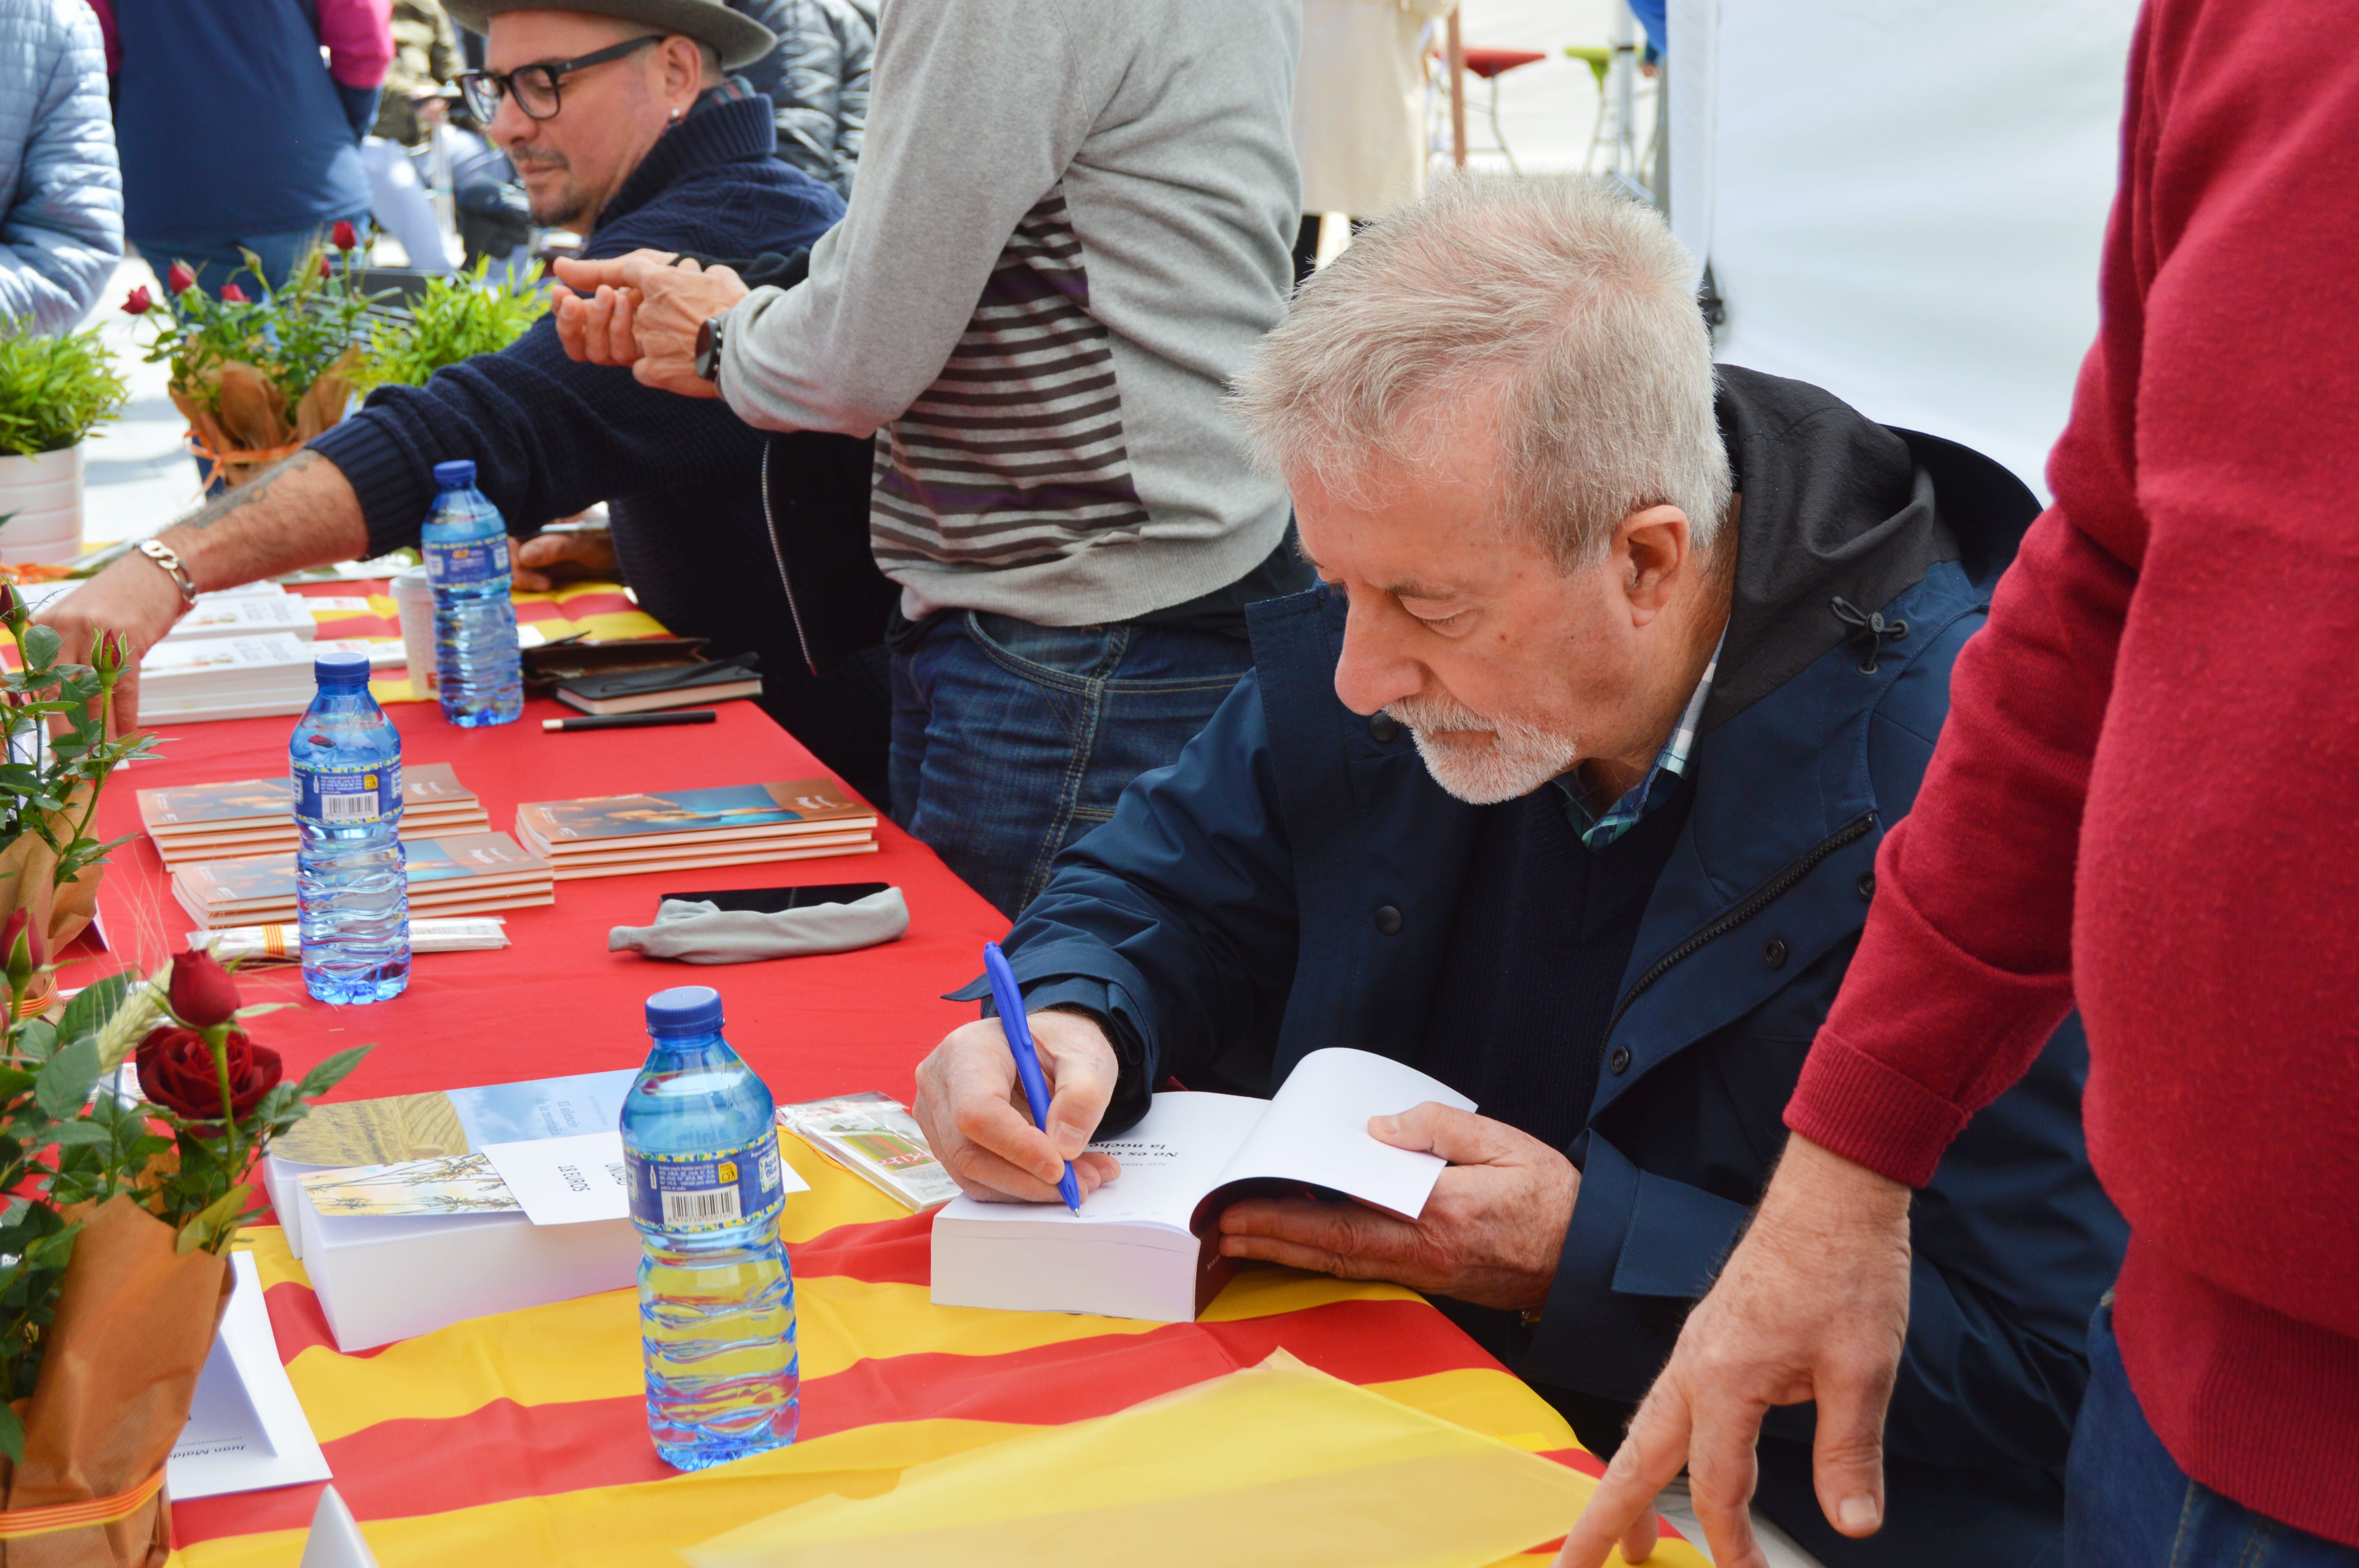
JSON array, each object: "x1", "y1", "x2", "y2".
[{"x1": 79, "y1": 608, "x2": 1694, "y2": 1567}]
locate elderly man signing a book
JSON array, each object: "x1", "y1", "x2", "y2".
[{"x1": 911, "y1": 181, "x2": 2125, "y2": 1568}]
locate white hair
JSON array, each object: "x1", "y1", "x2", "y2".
[{"x1": 1231, "y1": 177, "x2": 1732, "y2": 568}]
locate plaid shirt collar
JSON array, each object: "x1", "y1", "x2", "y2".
[{"x1": 1555, "y1": 633, "x2": 1723, "y2": 851}]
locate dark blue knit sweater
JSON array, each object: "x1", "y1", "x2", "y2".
[{"x1": 310, "y1": 97, "x2": 874, "y2": 777}]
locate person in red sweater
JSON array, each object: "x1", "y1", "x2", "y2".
[{"x1": 1553, "y1": 1, "x2": 2359, "y2": 1565}]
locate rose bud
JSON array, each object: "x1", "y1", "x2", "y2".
[
  {"x1": 93, "y1": 630, "x2": 129, "y2": 676},
  {"x1": 167, "y1": 948, "x2": 243, "y2": 1029},
  {"x1": 1, "y1": 909, "x2": 43, "y2": 995},
  {"x1": 220, "y1": 283, "x2": 250, "y2": 304},
  {"x1": 331, "y1": 220, "x2": 360, "y2": 252},
  {"x1": 165, "y1": 261, "x2": 197, "y2": 295},
  {"x1": 136, "y1": 1025, "x2": 282, "y2": 1126},
  {"x1": 0, "y1": 583, "x2": 20, "y2": 625},
  {"x1": 121, "y1": 285, "x2": 153, "y2": 316}
]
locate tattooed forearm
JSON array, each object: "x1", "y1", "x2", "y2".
[
  {"x1": 176, "y1": 449, "x2": 325, "y2": 532},
  {"x1": 157, "y1": 448, "x2": 371, "y2": 592}
]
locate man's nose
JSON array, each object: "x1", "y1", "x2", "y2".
[
  {"x1": 1331, "y1": 595, "x2": 1423, "y2": 717},
  {"x1": 488, "y1": 92, "x2": 536, "y2": 150}
]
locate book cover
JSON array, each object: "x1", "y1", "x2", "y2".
[
  {"x1": 144, "y1": 762, "x2": 474, "y2": 831},
  {"x1": 515, "y1": 780, "x2": 865, "y2": 847}
]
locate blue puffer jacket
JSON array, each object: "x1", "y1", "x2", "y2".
[
  {"x1": 980, "y1": 367, "x2": 2129, "y2": 1566},
  {"x1": 0, "y1": 0, "x2": 121, "y2": 333}
]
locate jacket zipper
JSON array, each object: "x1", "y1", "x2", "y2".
[
  {"x1": 1603, "y1": 811, "x2": 1878, "y2": 1038},
  {"x1": 760, "y1": 440, "x2": 823, "y2": 677}
]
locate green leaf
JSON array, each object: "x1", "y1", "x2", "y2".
[
  {"x1": 0, "y1": 1399, "x2": 24, "y2": 1463},
  {"x1": 10, "y1": 1016, "x2": 55, "y2": 1066},
  {"x1": 45, "y1": 1118, "x2": 112, "y2": 1148},
  {"x1": 18, "y1": 624, "x2": 58, "y2": 669},
  {"x1": 55, "y1": 971, "x2": 129, "y2": 1047},
  {"x1": 32, "y1": 1037, "x2": 100, "y2": 1119},
  {"x1": 294, "y1": 1044, "x2": 372, "y2": 1100},
  {"x1": 0, "y1": 1065, "x2": 35, "y2": 1101},
  {"x1": 175, "y1": 1184, "x2": 253, "y2": 1256}
]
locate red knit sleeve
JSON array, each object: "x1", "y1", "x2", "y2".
[{"x1": 1785, "y1": 9, "x2": 2159, "y2": 1189}]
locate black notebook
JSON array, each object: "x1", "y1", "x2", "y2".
[{"x1": 553, "y1": 656, "x2": 763, "y2": 716}]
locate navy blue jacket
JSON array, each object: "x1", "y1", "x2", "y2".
[{"x1": 987, "y1": 368, "x2": 2126, "y2": 1562}]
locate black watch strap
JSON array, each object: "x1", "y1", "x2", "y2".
[{"x1": 694, "y1": 314, "x2": 727, "y2": 382}]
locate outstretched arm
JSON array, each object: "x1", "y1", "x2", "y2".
[{"x1": 37, "y1": 454, "x2": 368, "y2": 731}]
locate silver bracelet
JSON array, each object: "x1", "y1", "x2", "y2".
[{"x1": 136, "y1": 539, "x2": 199, "y2": 606}]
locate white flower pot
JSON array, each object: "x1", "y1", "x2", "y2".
[{"x1": 0, "y1": 446, "x2": 84, "y2": 566}]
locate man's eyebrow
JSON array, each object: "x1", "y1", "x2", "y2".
[{"x1": 1384, "y1": 579, "x2": 1463, "y2": 601}]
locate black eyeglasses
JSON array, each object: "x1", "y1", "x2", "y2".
[{"x1": 458, "y1": 34, "x2": 663, "y2": 123}]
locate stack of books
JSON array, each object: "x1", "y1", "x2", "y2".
[
  {"x1": 139, "y1": 764, "x2": 491, "y2": 867},
  {"x1": 513, "y1": 779, "x2": 876, "y2": 880},
  {"x1": 172, "y1": 831, "x2": 554, "y2": 928},
  {"x1": 140, "y1": 634, "x2": 320, "y2": 723},
  {"x1": 164, "y1": 593, "x2": 319, "y2": 642}
]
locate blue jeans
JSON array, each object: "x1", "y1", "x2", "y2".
[
  {"x1": 2066, "y1": 1304, "x2": 2359, "y2": 1566},
  {"x1": 889, "y1": 611, "x2": 1254, "y2": 917}
]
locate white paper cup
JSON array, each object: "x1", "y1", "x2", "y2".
[{"x1": 391, "y1": 568, "x2": 436, "y2": 699}]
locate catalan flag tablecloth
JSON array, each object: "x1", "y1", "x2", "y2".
[{"x1": 91, "y1": 684, "x2": 1697, "y2": 1566}]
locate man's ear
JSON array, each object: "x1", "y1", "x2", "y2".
[
  {"x1": 659, "y1": 34, "x2": 707, "y2": 101},
  {"x1": 1614, "y1": 504, "x2": 1693, "y2": 625}
]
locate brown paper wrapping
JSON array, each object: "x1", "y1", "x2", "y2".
[
  {"x1": 170, "y1": 348, "x2": 360, "y2": 488},
  {"x1": 0, "y1": 1198, "x2": 231, "y2": 1567},
  {"x1": 0, "y1": 795, "x2": 105, "y2": 1009}
]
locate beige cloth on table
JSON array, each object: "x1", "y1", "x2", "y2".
[
  {"x1": 1294, "y1": 0, "x2": 1458, "y2": 218},
  {"x1": 607, "y1": 888, "x2": 909, "y2": 964}
]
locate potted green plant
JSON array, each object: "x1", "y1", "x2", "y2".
[
  {"x1": 125, "y1": 223, "x2": 380, "y2": 490},
  {"x1": 0, "y1": 323, "x2": 129, "y2": 566},
  {"x1": 351, "y1": 256, "x2": 547, "y2": 392}
]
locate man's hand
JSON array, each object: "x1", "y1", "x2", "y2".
[
  {"x1": 912, "y1": 1011, "x2": 1124, "y2": 1205},
  {"x1": 512, "y1": 525, "x2": 619, "y2": 592},
  {"x1": 36, "y1": 548, "x2": 194, "y2": 734},
  {"x1": 1554, "y1": 1137, "x2": 1913, "y2": 1568},
  {"x1": 550, "y1": 251, "x2": 749, "y2": 398},
  {"x1": 1216, "y1": 1104, "x2": 1576, "y2": 1312}
]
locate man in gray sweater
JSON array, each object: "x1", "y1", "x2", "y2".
[{"x1": 552, "y1": 0, "x2": 1305, "y2": 916}]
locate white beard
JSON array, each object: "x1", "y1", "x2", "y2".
[{"x1": 1387, "y1": 691, "x2": 1581, "y2": 805}]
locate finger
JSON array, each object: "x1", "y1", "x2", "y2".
[
  {"x1": 514, "y1": 534, "x2": 560, "y2": 566},
  {"x1": 1683, "y1": 1393, "x2": 1770, "y2": 1568},
  {"x1": 509, "y1": 567, "x2": 553, "y2": 592},
  {"x1": 1218, "y1": 1195, "x2": 1413, "y2": 1257},
  {"x1": 1370, "y1": 1101, "x2": 1511, "y2": 1165},
  {"x1": 941, "y1": 1132, "x2": 1095, "y2": 1205},
  {"x1": 1556, "y1": 1384, "x2": 1695, "y2": 1568},
  {"x1": 956, "y1": 1081, "x2": 1069, "y2": 1189},
  {"x1": 112, "y1": 661, "x2": 141, "y2": 738},
  {"x1": 610, "y1": 288, "x2": 643, "y2": 366},
  {"x1": 1215, "y1": 1230, "x2": 1361, "y2": 1276},
  {"x1": 551, "y1": 292, "x2": 590, "y2": 361},
  {"x1": 1810, "y1": 1358, "x2": 1893, "y2": 1539},
  {"x1": 551, "y1": 250, "x2": 670, "y2": 294},
  {"x1": 1034, "y1": 1039, "x2": 1114, "y2": 1162},
  {"x1": 1619, "y1": 1511, "x2": 1660, "y2": 1565}
]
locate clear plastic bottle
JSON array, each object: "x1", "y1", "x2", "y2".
[
  {"x1": 420, "y1": 458, "x2": 522, "y2": 728},
  {"x1": 291, "y1": 650, "x2": 410, "y2": 1004},
  {"x1": 621, "y1": 986, "x2": 797, "y2": 1470}
]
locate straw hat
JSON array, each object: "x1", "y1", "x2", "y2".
[{"x1": 441, "y1": 0, "x2": 778, "y2": 72}]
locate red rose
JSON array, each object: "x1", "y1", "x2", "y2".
[
  {"x1": 167, "y1": 949, "x2": 242, "y2": 1028},
  {"x1": 331, "y1": 220, "x2": 359, "y2": 252},
  {"x1": 318, "y1": 254, "x2": 334, "y2": 279},
  {"x1": 0, "y1": 583, "x2": 20, "y2": 623},
  {"x1": 1, "y1": 910, "x2": 44, "y2": 990},
  {"x1": 136, "y1": 1025, "x2": 281, "y2": 1124},
  {"x1": 121, "y1": 285, "x2": 153, "y2": 315},
  {"x1": 220, "y1": 283, "x2": 250, "y2": 304},
  {"x1": 165, "y1": 261, "x2": 196, "y2": 295}
]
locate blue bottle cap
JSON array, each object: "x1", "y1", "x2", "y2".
[
  {"x1": 313, "y1": 649, "x2": 371, "y2": 688},
  {"x1": 431, "y1": 459, "x2": 476, "y2": 489},
  {"x1": 645, "y1": 985, "x2": 723, "y2": 1037}
]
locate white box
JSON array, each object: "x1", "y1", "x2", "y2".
[{"x1": 289, "y1": 1180, "x2": 641, "y2": 1352}]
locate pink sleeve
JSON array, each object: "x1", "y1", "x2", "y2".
[{"x1": 316, "y1": 0, "x2": 394, "y2": 89}]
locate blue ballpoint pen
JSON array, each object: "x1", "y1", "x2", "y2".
[{"x1": 982, "y1": 941, "x2": 1083, "y2": 1212}]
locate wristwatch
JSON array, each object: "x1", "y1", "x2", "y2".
[
  {"x1": 136, "y1": 539, "x2": 200, "y2": 606},
  {"x1": 693, "y1": 313, "x2": 727, "y2": 383}
]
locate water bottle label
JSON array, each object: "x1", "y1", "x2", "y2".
[
  {"x1": 293, "y1": 759, "x2": 402, "y2": 825},
  {"x1": 627, "y1": 1129, "x2": 785, "y2": 1233},
  {"x1": 423, "y1": 533, "x2": 511, "y2": 586}
]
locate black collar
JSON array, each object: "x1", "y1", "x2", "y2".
[{"x1": 596, "y1": 92, "x2": 778, "y2": 232}]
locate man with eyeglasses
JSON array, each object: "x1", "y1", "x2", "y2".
[{"x1": 38, "y1": 0, "x2": 897, "y2": 804}]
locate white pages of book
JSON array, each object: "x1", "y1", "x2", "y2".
[{"x1": 930, "y1": 1048, "x2": 1474, "y2": 1323}]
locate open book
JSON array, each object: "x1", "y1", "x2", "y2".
[{"x1": 930, "y1": 1048, "x2": 1475, "y2": 1323}]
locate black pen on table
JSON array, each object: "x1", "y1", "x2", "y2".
[{"x1": 542, "y1": 710, "x2": 718, "y2": 733}]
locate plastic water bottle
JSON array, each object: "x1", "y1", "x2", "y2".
[
  {"x1": 291, "y1": 650, "x2": 410, "y2": 1005},
  {"x1": 420, "y1": 459, "x2": 522, "y2": 728},
  {"x1": 621, "y1": 986, "x2": 797, "y2": 1470}
]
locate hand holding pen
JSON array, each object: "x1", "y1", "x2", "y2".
[{"x1": 982, "y1": 941, "x2": 1083, "y2": 1211}]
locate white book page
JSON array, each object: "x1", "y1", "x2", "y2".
[
  {"x1": 935, "y1": 1092, "x2": 1266, "y2": 1236},
  {"x1": 1212, "y1": 1048, "x2": 1476, "y2": 1220}
]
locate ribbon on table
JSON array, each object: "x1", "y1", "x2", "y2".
[{"x1": 0, "y1": 1464, "x2": 164, "y2": 1540}]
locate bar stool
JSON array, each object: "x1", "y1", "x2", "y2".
[{"x1": 1459, "y1": 46, "x2": 1548, "y2": 174}]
